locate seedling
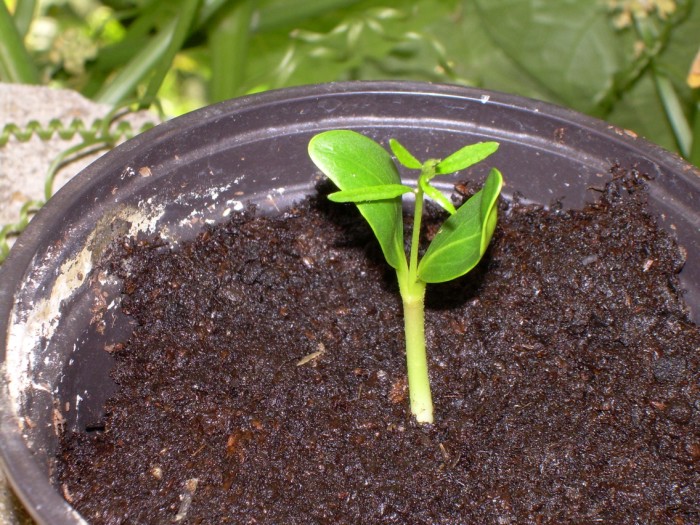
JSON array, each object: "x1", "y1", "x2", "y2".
[{"x1": 308, "y1": 130, "x2": 502, "y2": 424}]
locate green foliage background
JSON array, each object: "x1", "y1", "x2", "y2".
[{"x1": 2, "y1": 0, "x2": 699, "y2": 158}]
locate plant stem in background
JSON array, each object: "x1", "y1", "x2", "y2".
[
  {"x1": 11, "y1": 0, "x2": 35, "y2": 38},
  {"x1": 631, "y1": 12, "x2": 694, "y2": 160},
  {"x1": 141, "y1": 0, "x2": 202, "y2": 108},
  {"x1": 0, "y1": 0, "x2": 39, "y2": 84},
  {"x1": 691, "y1": 101, "x2": 700, "y2": 168},
  {"x1": 209, "y1": 0, "x2": 254, "y2": 102},
  {"x1": 654, "y1": 73, "x2": 692, "y2": 158}
]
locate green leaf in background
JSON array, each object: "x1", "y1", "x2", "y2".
[
  {"x1": 0, "y1": 0, "x2": 39, "y2": 83},
  {"x1": 472, "y1": 0, "x2": 630, "y2": 114},
  {"x1": 418, "y1": 168, "x2": 502, "y2": 283},
  {"x1": 308, "y1": 130, "x2": 407, "y2": 271},
  {"x1": 140, "y1": 0, "x2": 202, "y2": 107},
  {"x1": 208, "y1": 0, "x2": 254, "y2": 102},
  {"x1": 470, "y1": 0, "x2": 698, "y2": 162},
  {"x1": 245, "y1": 0, "x2": 466, "y2": 92},
  {"x1": 11, "y1": 0, "x2": 35, "y2": 38}
]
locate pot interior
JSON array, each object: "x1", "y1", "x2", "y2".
[{"x1": 1, "y1": 82, "x2": 698, "y2": 524}]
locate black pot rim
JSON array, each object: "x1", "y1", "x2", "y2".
[{"x1": 1, "y1": 80, "x2": 698, "y2": 525}]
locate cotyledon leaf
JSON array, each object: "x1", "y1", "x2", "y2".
[
  {"x1": 480, "y1": 168, "x2": 503, "y2": 254},
  {"x1": 417, "y1": 169, "x2": 503, "y2": 283},
  {"x1": 308, "y1": 130, "x2": 407, "y2": 271}
]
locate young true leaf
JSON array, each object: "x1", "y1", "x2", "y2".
[
  {"x1": 308, "y1": 131, "x2": 503, "y2": 424},
  {"x1": 435, "y1": 141, "x2": 499, "y2": 175},
  {"x1": 389, "y1": 138, "x2": 422, "y2": 169},
  {"x1": 419, "y1": 177, "x2": 457, "y2": 215},
  {"x1": 308, "y1": 130, "x2": 407, "y2": 272},
  {"x1": 328, "y1": 184, "x2": 413, "y2": 203},
  {"x1": 418, "y1": 169, "x2": 503, "y2": 283}
]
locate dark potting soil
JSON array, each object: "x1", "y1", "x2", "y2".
[{"x1": 58, "y1": 166, "x2": 699, "y2": 524}]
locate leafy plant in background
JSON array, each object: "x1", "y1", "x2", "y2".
[
  {"x1": 470, "y1": 0, "x2": 699, "y2": 163},
  {"x1": 309, "y1": 130, "x2": 502, "y2": 423},
  {"x1": 1, "y1": 0, "x2": 696, "y2": 157},
  {"x1": 606, "y1": 0, "x2": 699, "y2": 161}
]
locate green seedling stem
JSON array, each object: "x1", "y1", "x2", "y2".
[{"x1": 308, "y1": 130, "x2": 503, "y2": 423}]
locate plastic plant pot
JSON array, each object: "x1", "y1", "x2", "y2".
[{"x1": 0, "y1": 81, "x2": 698, "y2": 524}]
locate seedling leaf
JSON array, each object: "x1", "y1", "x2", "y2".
[
  {"x1": 328, "y1": 184, "x2": 413, "y2": 203},
  {"x1": 389, "y1": 138, "x2": 422, "y2": 169},
  {"x1": 308, "y1": 130, "x2": 406, "y2": 271},
  {"x1": 435, "y1": 141, "x2": 499, "y2": 175},
  {"x1": 480, "y1": 168, "x2": 503, "y2": 254},
  {"x1": 419, "y1": 177, "x2": 457, "y2": 215},
  {"x1": 417, "y1": 169, "x2": 502, "y2": 283}
]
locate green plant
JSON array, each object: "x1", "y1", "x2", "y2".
[{"x1": 308, "y1": 130, "x2": 502, "y2": 423}]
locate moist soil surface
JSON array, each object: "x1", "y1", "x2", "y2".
[{"x1": 58, "y1": 167, "x2": 699, "y2": 524}]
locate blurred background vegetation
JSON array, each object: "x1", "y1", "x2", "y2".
[{"x1": 1, "y1": 0, "x2": 699, "y2": 160}]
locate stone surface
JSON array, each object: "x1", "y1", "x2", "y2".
[
  {"x1": 0, "y1": 82, "x2": 156, "y2": 250},
  {"x1": 0, "y1": 82, "x2": 158, "y2": 524}
]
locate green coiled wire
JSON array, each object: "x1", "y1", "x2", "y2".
[{"x1": 0, "y1": 117, "x2": 150, "y2": 146}]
